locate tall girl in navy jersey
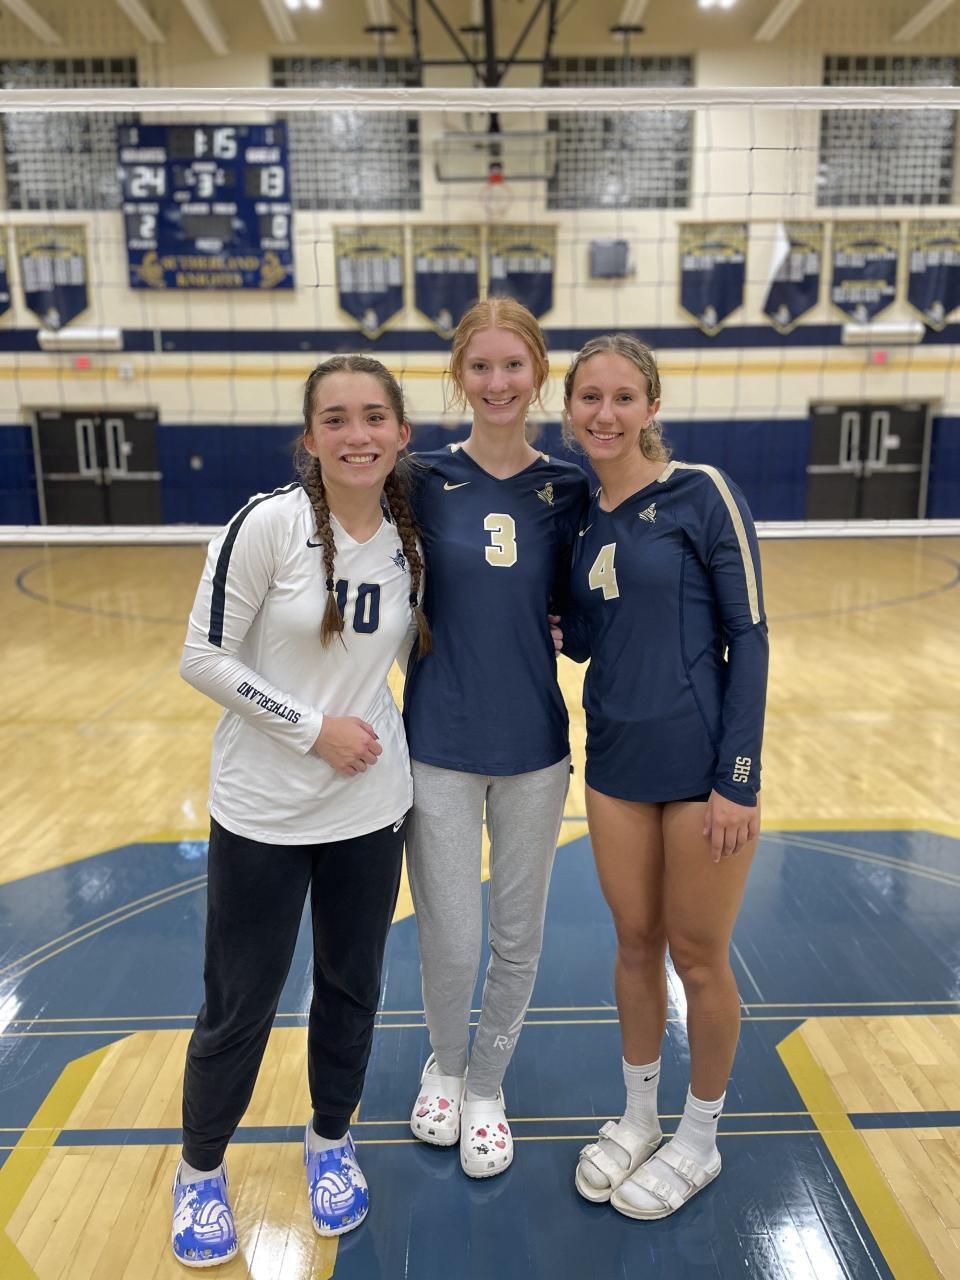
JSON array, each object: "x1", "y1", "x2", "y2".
[
  {"x1": 171, "y1": 356, "x2": 430, "y2": 1265},
  {"x1": 403, "y1": 298, "x2": 589, "y2": 1178},
  {"x1": 560, "y1": 335, "x2": 768, "y2": 1219}
]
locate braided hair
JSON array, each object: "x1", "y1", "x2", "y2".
[{"x1": 295, "y1": 355, "x2": 432, "y2": 652}]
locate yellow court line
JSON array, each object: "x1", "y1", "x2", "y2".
[
  {"x1": 0, "y1": 1045, "x2": 109, "y2": 1280},
  {"x1": 777, "y1": 1026, "x2": 940, "y2": 1280}
]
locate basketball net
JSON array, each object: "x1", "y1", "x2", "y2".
[{"x1": 479, "y1": 162, "x2": 513, "y2": 220}]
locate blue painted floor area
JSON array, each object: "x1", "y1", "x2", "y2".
[{"x1": 0, "y1": 828, "x2": 958, "y2": 1276}]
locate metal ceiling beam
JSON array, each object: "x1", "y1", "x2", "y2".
[
  {"x1": 893, "y1": 0, "x2": 955, "y2": 41},
  {"x1": 481, "y1": 0, "x2": 499, "y2": 86},
  {"x1": 501, "y1": 0, "x2": 550, "y2": 77},
  {"x1": 542, "y1": 0, "x2": 560, "y2": 81},
  {"x1": 1, "y1": 0, "x2": 63, "y2": 44},
  {"x1": 408, "y1": 0, "x2": 422, "y2": 72},
  {"x1": 422, "y1": 0, "x2": 482, "y2": 78},
  {"x1": 115, "y1": 0, "x2": 165, "y2": 42},
  {"x1": 259, "y1": 0, "x2": 296, "y2": 43},
  {"x1": 180, "y1": 0, "x2": 228, "y2": 56},
  {"x1": 754, "y1": 0, "x2": 805, "y2": 42}
]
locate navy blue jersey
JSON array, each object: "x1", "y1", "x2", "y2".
[
  {"x1": 403, "y1": 444, "x2": 590, "y2": 774},
  {"x1": 564, "y1": 462, "x2": 768, "y2": 804}
]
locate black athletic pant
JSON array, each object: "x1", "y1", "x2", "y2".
[{"x1": 181, "y1": 814, "x2": 406, "y2": 1170}]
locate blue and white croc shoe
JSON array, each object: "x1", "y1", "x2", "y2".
[
  {"x1": 171, "y1": 1161, "x2": 239, "y2": 1268},
  {"x1": 304, "y1": 1126, "x2": 370, "y2": 1237}
]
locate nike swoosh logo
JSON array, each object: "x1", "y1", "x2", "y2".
[
  {"x1": 643, "y1": 1074, "x2": 658, "y2": 1082},
  {"x1": 578, "y1": 525, "x2": 592, "y2": 537},
  {"x1": 443, "y1": 481, "x2": 470, "y2": 491},
  {"x1": 392, "y1": 816, "x2": 406, "y2": 832},
  {"x1": 306, "y1": 539, "x2": 323, "y2": 548}
]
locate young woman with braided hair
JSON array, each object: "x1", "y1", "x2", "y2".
[{"x1": 172, "y1": 355, "x2": 427, "y2": 1266}]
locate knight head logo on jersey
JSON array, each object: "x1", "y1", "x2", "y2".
[
  {"x1": 637, "y1": 502, "x2": 657, "y2": 524},
  {"x1": 391, "y1": 548, "x2": 407, "y2": 572},
  {"x1": 535, "y1": 482, "x2": 555, "y2": 506}
]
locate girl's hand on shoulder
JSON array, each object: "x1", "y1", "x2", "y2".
[
  {"x1": 548, "y1": 614, "x2": 563, "y2": 654},
  {"x1": 703, "y1": 791, "x2": 760, "y2": 863},
  {"x1": 311, "y1": 717, "x2": 382, "y2": 776}
]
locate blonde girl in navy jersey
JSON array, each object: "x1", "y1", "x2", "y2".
[
  {"x1": 403, "y1": 298, "x2": 590, "y2": 1178},
  {"x1": 171, "y1": 356, "x2": 429, "y2": 1266},
  {"x1": 560, "y1": 335, "x2": 768, "y2": 1220}
]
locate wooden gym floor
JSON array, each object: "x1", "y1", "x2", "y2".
[{"x1": 0, "y1": 535, "x2": 958, "y2": 1279}]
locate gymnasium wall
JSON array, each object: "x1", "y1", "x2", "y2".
[{"x1": 1, "y1": 0, "x2": 960, "y2": 523}]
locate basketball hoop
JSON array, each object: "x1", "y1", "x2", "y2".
[{"x1": 479, "y1": 160, "x2": 513, "y2": 220}]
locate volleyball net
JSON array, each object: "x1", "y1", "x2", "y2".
[{"x1": 2, "y1": 80, "x2": 960, "y2": 537}]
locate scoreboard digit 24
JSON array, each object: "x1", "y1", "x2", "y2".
[{"x1": 119, "y1": 123, "x2": 294, "y2": 290}]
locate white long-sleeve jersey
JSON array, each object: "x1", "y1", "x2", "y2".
[{"x1": 181, "y1": 483, "x2": 417, "y2": 844}]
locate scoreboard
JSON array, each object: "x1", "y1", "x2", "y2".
[{"x1": 118, "y1": 123, "x2": 294, "y2": 290}]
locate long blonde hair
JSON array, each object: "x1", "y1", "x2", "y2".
[
  {"x1": 447, "y1": 297, "x2": 550, "y2": 412},
  {"x1": 562, "y1": 334, "x2": 670, "y2": 462},
  {"x1": 295, "y1": 355, "x2": 431, "y2": 653}
]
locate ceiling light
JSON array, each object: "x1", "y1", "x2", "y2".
[
  {"x1": 283, "y1": 0, "x2": 301, "y2": 10},
  {"x1": 304, "y1": 0, "x2": 321, "y2": 8}
]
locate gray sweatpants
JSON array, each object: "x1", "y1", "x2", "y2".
[{"x1": 406, "y1": 756, "x2": 570, "y2": 1097}]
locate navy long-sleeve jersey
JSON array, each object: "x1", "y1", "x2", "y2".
[
  {"x1": 564, "y1": 461, "x2": 768, "y2": 805},
  {"x1": 403, "y1": 444, "x2": 590, "y2": 774}
]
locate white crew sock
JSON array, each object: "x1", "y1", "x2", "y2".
[
  {"x1": 178, "y1": 1158, "x2": 223, "y2": 1186},
  {"x1": 578, "y1": 1057, "x2": 662, "y2": 1191},
  {"x1": 615, "y1": 1087, "x2": 724, "y2": 1213},
  {"x1": 623, "y1": 1057, "x2": 662, "y2": 1136},
  {"x1": 673, "y1": 1086, "x2": 724, "y2": 1161},
  {"x1": 307, "y1": 1123, "x2": 348, "y2": 1154}
]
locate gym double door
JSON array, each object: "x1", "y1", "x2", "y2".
[
  {"x1": 806, "y1": 402, "x2": 930, "y2": 520},
  {"x1": 33, "y1": 409, "x2": 163, "y2": 524}
]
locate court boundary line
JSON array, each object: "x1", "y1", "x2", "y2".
[
  {"x1": 777, "y1": 1025, "x2": 941, "y2": 1280},
  {"x1": 0, "y1": 1045, "x2": 108, "y2": 1280}
]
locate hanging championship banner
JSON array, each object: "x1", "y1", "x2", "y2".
[
  {"x1": 412, "y1": 225, "x2": 481, "y2": 338},
  {"x1": 488, "y1": 225, "x2": 556, "y2": 319},
  {"x1": 334, "y1": 227, "x2": 405, "y2": 340},
  {"x1": 762, "y1": 222, "x2": 824, "y2": 334},
  {"x1": 831, "y1": 222, "x2": 899, "y2": 324},
  {"x1": 679, "y1": 224, "x2": 746, "y2": 335},
  {"x1": 906, "y1": 220, "x2": 960, "y2": 331},
  {"x1": 16, "y1": 226, "x2": 89, "y2": 329},
  {"x1": 0, "y1": 237, "x2": 10, "y2": 318}
]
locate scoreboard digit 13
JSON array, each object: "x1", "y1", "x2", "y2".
[{"x1": 119, "y1": 123, "x2": 294, "y2": 290}]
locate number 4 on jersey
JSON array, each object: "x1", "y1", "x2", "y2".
[{"x1": 588, "y1": 543, "x2": 620, "y2": 600}]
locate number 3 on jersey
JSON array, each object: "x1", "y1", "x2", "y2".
[
  {"x1": 589, "y1": 543, "x2": 620, "y2": 600},
  {"x1": 484, "y1": 513, "x2": 518, "y2": 567}
]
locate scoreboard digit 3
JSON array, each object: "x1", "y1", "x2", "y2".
[{"x1": 119, "y1": 123, "x2": 294, "y2": 290}]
